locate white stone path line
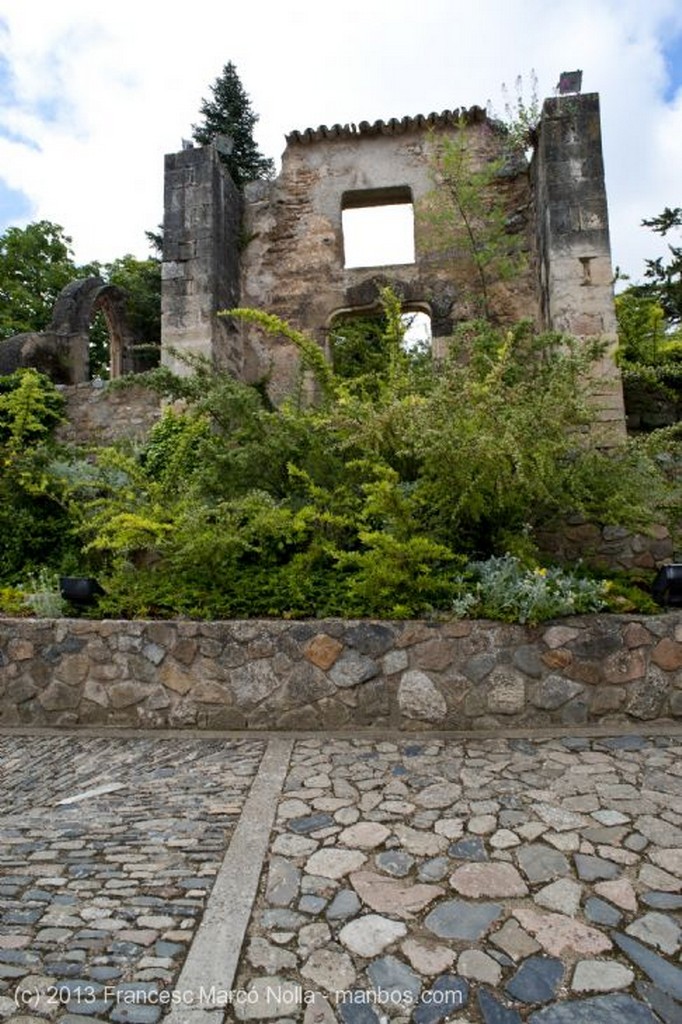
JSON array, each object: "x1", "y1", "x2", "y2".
[{"x1": 164, "y1": 737, "x2": 294, "y2": 1024}]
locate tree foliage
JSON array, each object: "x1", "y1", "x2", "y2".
[
  {"x1": 638, "y1": 207, "x2": 682, "y2": 325},
  {"x1": 615, "y1": 209, "x2": 682, "y2": 419},
  {"x1": 192, "y1": 61, "x2": 275, "y2": 187},
  {"x1": 420, "y1": 120, "x2": 526, "y2": 320},
  {"x1": 615, "y1": 290, "x2": 668, "y2": 366},
  {"x1": 0, "y1": 221, "x2": 85, "y2": 339},
  {"x1": 0, "y1": 370, "x2": 75, "y2": 580}
]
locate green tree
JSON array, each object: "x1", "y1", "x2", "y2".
[
  {"x1": 192, "y1": 61, "x2": 275, "y2": 187},
  {"x1": 615, "y1": 209, "x2": 682, "y2": 419},
  {"x1": 638, "y1": 207, "x2": 682, "y2": 325},
  {"x1": 615, "y1": 290, "x2": 667, "y2": 365},
  {"x1": 419, "y1": 120, "x2": 527, "y2": 320},
  {"x1": 0, "y1": 221, "x2": 81, "y2": 338}
]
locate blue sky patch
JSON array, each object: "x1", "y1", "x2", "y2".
[
  {"x1": 0, "y1": 123, "x2": 40, "y2": 150},
  {"x1": 0, "y1": 53, "x2": 15, "y2": 102},
  {"x1": 662, "y1": 31, "x2": 682, "y2": 102},
  {"x1": 0, "y1": 180, "x2": 33, "y2": 232}
]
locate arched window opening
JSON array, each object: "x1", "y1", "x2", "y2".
[
  {"x1": 329, "y1": 303, "x2": 432, "y2": 381},
  {"x1": 86, "y1": 289, "x2": 160, "y2": 381},
  {"x1": 401, "y1": 309, "x2": 432, "y2": 351}
]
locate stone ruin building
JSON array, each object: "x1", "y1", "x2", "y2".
[
  {"x1": 161, "y1": 90, "x2": 626, "y2": 438},
  {"x1": 1, "y1": 90, "x2": 672, "y2": 567},
  {"x1": 0, "y1": 277, "x2": 139, "y2": 384},
  {"x1": 0, "y1": 90, "x2": 626, "y2": 442}
]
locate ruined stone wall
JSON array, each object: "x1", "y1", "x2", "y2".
[
  {"x1": 162, "y1": 146, "x2": 242, "y2": 377},
  {"x1": 56, "y1": 382, "x2": 161, "y2": 446},
  {"x1": 537, "y1": 521, "x2": 675, "y2": 572},
  {"x1": 532, "y1": 94, "x2": 626, "y2": 440},
  {"x1": 1, "y1": 614, "x2": 680, "y2": 732},
  {"x1": 159, "y1": 93, "x2": 627, "y2": 429},
  {"x1": 238, "y1": 112, "x2": 536, "y2": 391}
]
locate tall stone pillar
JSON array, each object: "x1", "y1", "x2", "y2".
[
  {"x1": 161, "y1": 145, "x2": 242, "y2": 376},
  {"x1": 534, "y1": 93, "x2": 626, "y2": 443}
]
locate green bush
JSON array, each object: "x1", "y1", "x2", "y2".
[
  {"x1": 0, "y1": 586, "x2": 32, "y2": 617},
  {"x1": 10, "y1": 296, "x2": 680, "y2": 620},
  {"x1": 0, "y1": 369, "x2": 79, "y2": 581}
]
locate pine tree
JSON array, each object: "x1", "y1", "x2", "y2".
[
  {"x1": 639, "y1": 207, "x2": 682, "y2": 325},
  {"x1": 192, "y1": 62, "x2": 275, "y2": 187}
]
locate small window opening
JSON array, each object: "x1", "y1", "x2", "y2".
[
  {"x1": 401, "y1": 310, "x2": 432, "y2": 351},
  {"x1": 342, "y1": 187, "x2": 415, "y2": 269}
]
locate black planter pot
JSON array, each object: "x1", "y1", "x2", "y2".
[
  {"x1": 651, "y1": 564, "x2": 682, "y2": 607},
  {"x1": 59, "y1": 577, "x2": 105, "y2": 608}
]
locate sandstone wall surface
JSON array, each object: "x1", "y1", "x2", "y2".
[{"x1": 56, "y1": 382, "x2": 162, "y2": 445}]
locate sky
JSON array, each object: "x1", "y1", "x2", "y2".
[{"x1": 0, "y1": 0, "x2": 681, "y2": 284}]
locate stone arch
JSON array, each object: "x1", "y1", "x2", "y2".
[
  {"x1": 328, "y1": 276, "x2": 434, "y2": 356},
  {"x1": 48, "y1": 277, "x2": 136, "y2": 381}
]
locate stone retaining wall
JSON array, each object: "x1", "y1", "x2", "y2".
[
  {"x1": 1, "y1": 614, "x2": 681, "y2": 731},
  {"x1": 536, "y1": 520, "x2": 675, "y2": 572}
]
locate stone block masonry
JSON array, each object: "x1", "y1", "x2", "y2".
[
  {"x1": 56, "y1": 381, "x2": 162, "y2": 446},
  {"x1": 1, "y1": 614, "x2": 681, "y2": 731}
]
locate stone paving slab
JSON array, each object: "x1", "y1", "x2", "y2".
[
  {"x1": 232, "y1": 732, "x2": 682, "y2": 1024},
  {"x1": 1, "y1": 730, "x2": 682, "y2": 1023}
]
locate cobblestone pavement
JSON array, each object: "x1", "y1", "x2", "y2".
[
  {"x1": 1, "y1": 730, "x2": 682, "y2": 1024},
  {"x1": 0, "y1": 734, "x2": 264, "y2": 1023}
]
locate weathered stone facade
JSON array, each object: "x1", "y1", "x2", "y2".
[
  {"x1": 161, "y1": 93, "x2": 626, "y2": 433},
  {"x1": 1, "y1": 614, "x2": 680, "y2": 732},
  {"x1": 56, "y1": 381, "x2": 162, "y2": 446}
]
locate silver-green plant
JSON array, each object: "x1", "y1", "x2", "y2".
[
  {"x1": 24, "y1": 568, "x2": 65, "y2": 618},
  {"x1": 453, "y1": 554, "x2": 608, "y2": 625}
]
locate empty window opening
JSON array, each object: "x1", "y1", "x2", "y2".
[
  {"x1": 342, "y1": 187, "x2": 415, "y2": 269},
  {"x1": 329, "y1": 305, "x2": 432, "y2": 380},
  {"x1": 402, "y1": 310, "x2": 432, "y2": 351}
]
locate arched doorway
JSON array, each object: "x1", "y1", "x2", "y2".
[{"x1": 48, "y1": 278, "x2": 137, "y2": 382}]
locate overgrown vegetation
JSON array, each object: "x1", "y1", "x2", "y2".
[
  {"x1": 616, "y1": 208, "x2": 682, "y2": 425},
  {"x1": 420, "y1": 118, "x2": 527, "y2": 321},
  {"x1": 0, "y1": 369, "x2": 74, "y2": 581},
  {"x1": 1, "y1": 289, "x2": 676, "y2": 621}
]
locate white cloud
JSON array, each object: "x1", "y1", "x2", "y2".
[{"x1": 0, "y1": 0, "x2": 680, "y2": 277}]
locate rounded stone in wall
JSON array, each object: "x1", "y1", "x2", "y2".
[{"x1": 398, "y1": 670, "x2": 447, "y2": 722}]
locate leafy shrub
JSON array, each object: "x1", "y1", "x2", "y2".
[
  {"x1": 452, "y1": 555, "x2": 608, "y2": 624},
  {"x1": 0, "y1": 369, "x2": 78, "y2": 580},
  {"x1": 24, "y1": 568, "x2": 65, "y2": 618},
  {"x1": 598, "y1": 571, "x2": 661, "y2": 614},
  {"x1": 0, "y1": 586, "x2": 32, "y2": 617},
  {"x1": 13, "y1": 295, "x2": 680, "y2": 620}
]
